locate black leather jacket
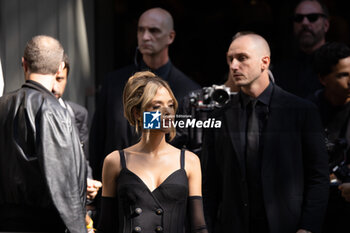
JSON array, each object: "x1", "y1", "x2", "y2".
[{"x1": 0, "y1": 80, "x2": 87, "y2": 233}]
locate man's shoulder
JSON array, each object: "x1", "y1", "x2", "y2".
[
  {"x1": 5, "y1": 86, "x2": 66, "y2": 119},
  {"x1": 105, "y1": 64, "x2": 138, "y2": 83},
  {"x1": 1, "y1": 85, "x2": 56, "y2": 108},
  {"x1": 170, "y1": 65, "x2": 200, "y2": 89},
  {"x1": 273, "y1": 85, "x2": 317, "y2": 108}
]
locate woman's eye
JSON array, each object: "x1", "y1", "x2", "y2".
[
  {"x1": 152, "y1": 106, "x2": 160, "y2": 110},
  {"x1": 169, "y1": 104, "x2": 174, "y2": 108}
]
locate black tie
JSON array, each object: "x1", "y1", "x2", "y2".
[{"x1": 246, "y1": 99, "x2": 259, "y2": 158}]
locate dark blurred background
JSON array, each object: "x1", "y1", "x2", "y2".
[
  {"x1": 94, "y1": 0, "x2": 350, "y2": 88},
  {"x1": 2, "y1": 0, "x2": 349, "y2": 116}
]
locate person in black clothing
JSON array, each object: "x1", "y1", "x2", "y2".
[
  {"x1": 89, "y1": 7, "x2": 200, "y2": 181},
  {"x1": 201, "y1": 31, "x2": 329, "y2": 233},
  {"x1": 272, "y1": 0, "x2": 330, "y2": 98},
  {"x1": 309, "y1": 41, "x2": 350, "y2": 233},
  {"x1": 0, "y1": 35, "x2": 87, "y2": 233},
  {"x1": 97, "y1": 71, "x2": 207, "y2": 233},
  {"x1": 53, "y1": 55, "x2": 102, "y2": 230}
]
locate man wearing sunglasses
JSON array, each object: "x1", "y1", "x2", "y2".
[
  {"x1": 272, "y1": 0, "x2": 330, "y2": 98},
  {"x1": 293, "y1": 0, "x2": 329, "y2": 54}
]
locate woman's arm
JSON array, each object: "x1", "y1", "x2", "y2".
[
  {"x1": 186, "y1": 151, "x2": 208, "y2": 233},
  {"x1": 97, "y1": 151, "x2": 121, "y2": 233},
  {"x1": 101, "y1": 151, "x2": 121, "y2": 197},
  {"x1": 186, "y1": 150, "x2": 202, "y2": 196}
]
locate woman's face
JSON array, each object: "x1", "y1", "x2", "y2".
[{"x1": 146, "y1": 86, "x2": 175, "y2": 131}]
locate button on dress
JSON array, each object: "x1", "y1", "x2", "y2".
[{"x1": 115, "y1": 149, "x2": 188, "y2": 233}]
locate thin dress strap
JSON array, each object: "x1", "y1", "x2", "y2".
[
  {"x1": 119, "y1": 150, "x2": 126, "y2": 169},
  {"x1": 180, "y1": 149, "x2": 185, "y2": 169}
]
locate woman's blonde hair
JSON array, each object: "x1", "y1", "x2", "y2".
[{"x1": 123, "y1": 71, "x2": 178, "y2": 140}]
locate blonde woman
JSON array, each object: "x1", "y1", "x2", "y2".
[{"x1": 98, "y1": 71, "x2": 207, "y2": 233}]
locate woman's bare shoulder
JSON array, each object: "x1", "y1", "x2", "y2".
[
  {"x1": 103, "y1": 150, "x2": 122, "y2": 173},
  {"x1": 184, "y1": 150, "x2": 200, "y2": 168}
]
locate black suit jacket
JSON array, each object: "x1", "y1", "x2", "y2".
[
  {"x1": 65, "y1": 100, "x2": 93, "y2": 178},
  {"x1": 65, "y1": 101, "x2": 89, "y2": 157},
  {"x1": 201, "y1": 84, "x2": 329, "y2": 233},
  {"x1": 89, "y1": 61, "x2": 200, "y2": 179}
]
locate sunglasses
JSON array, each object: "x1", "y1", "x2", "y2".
[{"x1": 293, "y1": 13, "x2": 326, "y2": 23}]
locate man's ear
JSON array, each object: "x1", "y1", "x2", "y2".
[
  {"x1": 324, "y1": 18, "x2": 330, "y2": 33},
  {"x1": 22, "y1": 57, "x2": 27, "y2": 72},
  {"x1": 261, "y1": 56, "x2": 270, "y2": 70},
  {"x1": 168, "y1": 30, "x2": 176, "y2": 45}
]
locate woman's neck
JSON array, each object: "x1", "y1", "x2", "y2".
[{"x1": 138, "y1": 131, "x2": 168, "y2": 154}]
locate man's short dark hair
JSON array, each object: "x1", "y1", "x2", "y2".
[
  {"x1": 23, "y1": 35, "x2": 64, "y2": 75},
  {"x1": 313, "y1": 42, "x2": 350, "y2": 77}
]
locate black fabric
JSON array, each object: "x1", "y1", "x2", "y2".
[
  {"x1": 66, "y1": 101, "x2": 90, "y2": 159},
  {"x1": 272, "y1": 50, "x2": 323, "y2": 98},
  {"x1": 239, "y1": 84, "x2": 272, "y2": 160},
  {"x1": 188, "y1": 196, "x2": 208, "y2": 233},
  {"x1": 0, "y1": 80, "x2": 87, "y2": 233},
  {"x1": 0, "y1": 204, "x2": 66, "y2": 232},
  {"x1": 89, "y1": 60, "x2": 200, "y2": 180},
  {"x1": 308, "y1": 89, "x2": 350, "y2": 233},
  {"x1": 201, "y1": 83, "x2": 329, "y2": 233},
  {"x1": 245, "y1": 99, "x2": 268, "y2": 233},
  {"x1": 97, "y1": 197, "x2": 118, "y2": 233},
  {"x1": 101, "y1": 149, "x2": 189, "y2": 233},
  {"x1": 246, "y1": 99, "x2": 259, "y2": 159},
  {"x1": 308, "y1": 90, "x2": 350, "y2": 142},
  {"x1": 65, "y1": 100, "x2": 93, "y2": 179}
]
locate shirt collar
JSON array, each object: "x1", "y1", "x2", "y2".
[
  {"x1": 139, "y1": 59, "x2": 172, "y2": 80},
  {"x1": 23, "y1": 80, "x2": 57, "y2": 97},
  {"x1": 257, "y1": 81, "x2": 273, "y2": 105},
  {"x1": 240, "y1": 81, "x2": 273, "y2": 107}
]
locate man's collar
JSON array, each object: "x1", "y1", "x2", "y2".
[
  {"x1": 139, "y1": 59, "x2": 172, "y2": 79},
  {"x1": 23, "y1": 80, "x2": 56, "y2": 97},
  {"x1": 240, "y1": 81, "x2": 273, "y2": 107},
  {"x1": 257, "y1": 81, "x2": 273, "y2": 105}
]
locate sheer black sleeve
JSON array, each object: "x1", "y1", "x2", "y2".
[
  {"x1": 97, "y1": 196, "x2": 118, "y2": 233},
  {"x1": 188, "y1": 196, "x2": 208, "y2": 233}
]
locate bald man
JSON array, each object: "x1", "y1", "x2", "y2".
[
  {"x1": 201, "y1": 32, "x2": 329, "y2": 233},
  {"x1": 90, "y1": 7, "x2": 200, "y2": 180}
]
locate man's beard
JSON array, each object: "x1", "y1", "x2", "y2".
[{"x1": 297, "y1": 28, "x2": 324, "y2": 48}]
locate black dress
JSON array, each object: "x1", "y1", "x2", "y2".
[
  {"x1": 116, "y1": 149, "x2": 188, "y2": 233},
  {"x1": 98, "y1": 149, "x2": 208, "y2": 233}
]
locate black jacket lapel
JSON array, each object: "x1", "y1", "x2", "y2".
[{"x1": 224, "y1": 100, "x2": 246, "y2": 176}]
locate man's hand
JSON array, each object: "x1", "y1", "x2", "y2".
[
  {"x1": 339, "y1": 182, "x2": 350, "y2": 202},
  {"x1": 87, "y1": 178, "x2": 102, "y2": 200}
]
